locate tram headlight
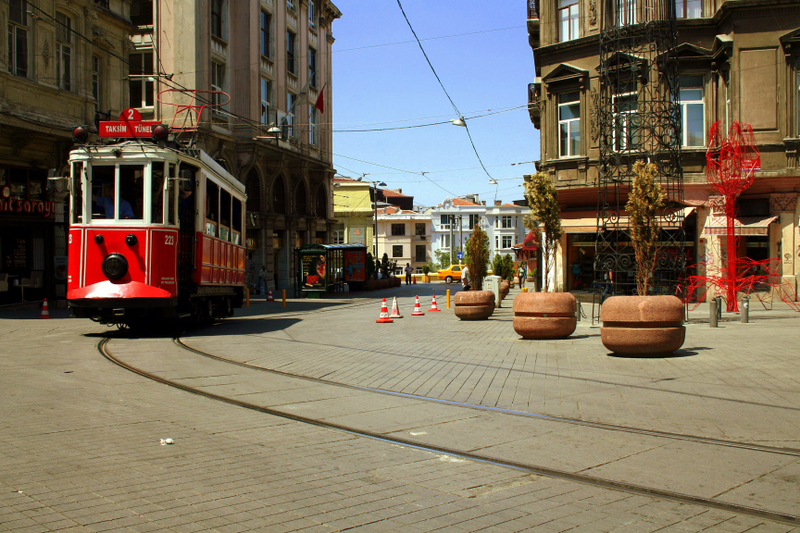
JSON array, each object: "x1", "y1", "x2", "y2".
[{"x1": 102, "y1": 253, "x2": 129, "y2": 280}]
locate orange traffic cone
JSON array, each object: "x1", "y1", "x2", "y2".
[
  {"x1": 40, "y1": 298, "x2": 51, "y2": 319},
  {"x1": 428, "y1": 294, "x2": 441, "y2": 312},
  {"x1": 389, "y1": 296, "x2": 403, "y2": 318},
  {"x1": 376, "y1": 298, "x2": 394, "y2": 323},
  {"x1": 411, "y1": 295, "x2": 425, "y2": 316},
  {"x1": 267, "y1": 290, "x2": 274, "y2": 302}
]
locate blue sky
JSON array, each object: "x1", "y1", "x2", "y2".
[{"x1": 330, "y1": 1, "x2": 539, "y2": 208}]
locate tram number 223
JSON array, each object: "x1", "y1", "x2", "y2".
[{"x1": 164, "y1": 235, "x2": 175, "y2": 246}]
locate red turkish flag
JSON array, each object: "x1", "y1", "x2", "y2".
[{"x1": 315, "y1": 84, "x2": 325, "y2": 114}]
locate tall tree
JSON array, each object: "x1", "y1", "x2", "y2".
[
  {"x1": 523, "y1": 173, "x2": 562, "y2": 292},
  {"x1": 465, "y1": 221, "x2": 489, "y2": 290},
  {"x1": 627, "y1": 161, "x2": 665, "y2": 296}
]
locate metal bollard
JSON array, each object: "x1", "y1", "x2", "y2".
[
  {"x1": 709, "y1": 297, "x2": 718, "y2": 328},
  {"x1": 741, "y1": 295, "x2": 750, "y2": 323},
  {"x1": 446, "y1": 289, "x2": 451, "y2": 309},
  {"x1": 576, "y1": 298, "x2": 582, "y2": 322},
  {"x1": 282, "y1": 289, "x2": 287, "y2": 308},
  {"x1": 245, "y1": 288, "x2": 250, "y2": 307}
]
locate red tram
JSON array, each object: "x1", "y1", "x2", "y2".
[{"x1": 66, "y1": 125, "x2": 247, "y2": 327}]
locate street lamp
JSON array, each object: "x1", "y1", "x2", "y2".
[{"x1": 370, "y1": 180, "x2": 387, "y2": 259}]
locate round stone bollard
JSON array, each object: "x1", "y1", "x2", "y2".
[
  {"x1": 600, "y1": 295, "x2": 685, "y2": 356},
  {"x1": 454, "y1": 290, "x2": 495, "y2": 320},
  {"x1": 512, "y1": 292, "x2": 577, "y2": 339}
]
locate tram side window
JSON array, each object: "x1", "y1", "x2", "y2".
[
  {"x1": 167, "y1": 164, "x2": 177, "y2": 225},
  {"x1": 152, "y1": 163, "x2": 166, "y2": 224},
  {"x1": 71, "y1": 162, "x2": 83, "y2": 223},
  {"x1": 232, "y1": 198, "x2": 242, "y2": 245},
  {"x1": 220, "y1": 190, "x2": 231, "y2": 241},
  {"x1": 205, "y1": 180, "x2": 219, "y2": 237},
  {"x1": 91, "y1": 166, "x2": 117, "y2": 219},
  {"x1": 120, "y1": 165, "x2": 144, "y2": 220}
]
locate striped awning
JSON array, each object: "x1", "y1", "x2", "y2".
[{"x1": 704, "y1": 216, "x2": 778, "y2": 236}]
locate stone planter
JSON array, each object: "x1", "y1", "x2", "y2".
[
  {"x1": 500, "y1": 280, "x2": 510, "y2": 300},
  {"x1": 364, "y1": 279, "x2": 377, "y2": 291},
  {"x1": 600, "y1": 295, "x2": 685, "y2": 356},
  {"x1": 513, "y1": 292, "x2": 577, "y2": 339},
  {"x1": 454, "y1": 290, "x2": 495, "y2": 320}
]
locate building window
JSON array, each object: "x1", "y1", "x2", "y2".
[
  {"x1": 614, "y1": 0, "x2": 637, "y2": 26},
  {"x1": 613, "y1": 89, "x2": 639, "y2": 151},
  {"x1": 558, "y1": 0, "x2": 579, "y2": 42},
  {"x1": 56, "y1": 13, "x2": 72, "y2": 91},
  {"x1": 440, "y1": 214, "x2": 451, "y2": 227},
  {"x1": 391, "y1": 224, "x2": 406, "y2": 236},
  {"x1": 130, "y1": 0, "x2": 153, "y2": 25},
  {"x1": 285, "y1": 92, "x2": 296, "y2": 137},
  {"x1": 211, "y1": 61, "x2": 226, "y2": 117},
  {"x1": 468, "y1": 214, "x2": 479, "y2": 228},
  {"x1": 308, "y1": 48, "x2": 317, "y2": 88},
  {"x1": 502, "y1": 235, "x2": 513, "y2": 249},
  {"x1": 287, "y1": 0, "x2": 296, "y2": 11},
  {"x1": 442, "y1": 234, "x2": 451, "y2": 248},
  {"x1": 309, "y1": 104, "x2": 318, "y2": 145},
  {"x1": 309, "y1": 0, "x2": 317, "y2": 28},
  {"x1": 415, "y1": 245, "x2": 426, "y2": 262},
  {"x1": 679, "y1": 76, "x2": 704, "y2": 147},
  {"x1": 92, "y1": 56, "x2": 102, "y2": 110},
  {"x1": 129, "y1": 51, "x2": 154, "y2": 108},
  {"x1": 558, "y1": 92, "x2": 581, "y2": 157},
  {"x1": 8, "y1": 0, "x2": 28, "y2": 78},
  {"x1": 501, "y1": 216, "x2": 513, "y2": 229},
  {"x1": 287, "y1": 31, "x2": 297, "y2": 75},
  {"x1": 333, "y1": 224, "x2": 344, "y2": 244},
  {"x1": 675, "y1": 0, "x2": 701, "y2": 18},
  {"x1": 392, "y1": 245, "x2": 403, "y2": 258},
  {"x1": 260, "y1": 11, "x2": 271, "y2": 57},
  {"x1": 796, "y1": 59, "x2": 800, "y2": 137},
  {"x1": 415, "y1": 223, "x2": 426, "y2": 236},
  {"x1": 261, "y1": 78, "x2": 271, "y2": 124},
  {"x1": 211, "y1": 0, "x2": 225, "y2": 40}
]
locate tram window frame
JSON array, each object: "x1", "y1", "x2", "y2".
[
  {"x1": 90, "y1": 165, "x2": 117, "y2": 220},
  {"x1": 167, "y1": 164, "x2": 178, "y2": 225},
  {"x1": 220, "y1": 189, "x2": 232, "y2": 241},
  {"x1": 71, "y1": 162, "x2": 83, "y2": 223},
  {"x1": 231, "y1": 197, "x2": 242, "y2": 245},
  {"x1": 152, "y1": 162, "x2": 166, "y2": 224},
  {"x1": 119, "y1": 165, "x2": 145, "y2": 221},
  {"x1": 205, "y1": 180, "x2": 219, "y2": 237}
]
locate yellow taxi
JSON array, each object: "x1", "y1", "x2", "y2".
[{"x1": 437, "y1": 264, "x2": 466, "y2": 283}]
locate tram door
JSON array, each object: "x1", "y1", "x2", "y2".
[{"x1": 177, "y1": 166, "x2": 198, "y2": 302}]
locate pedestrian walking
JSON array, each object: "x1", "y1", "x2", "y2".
[
  {"x1": 461, "y1": 265, "x2": 470, "y2": 291},
  {"x1": 518, "y1": 263, "x2": 526, "y2": 289},
  {"x1": 258, "y1": 265, "x2": 267, "y2": 295},
  {"x1": 404, "y1": 263, "x2": 413, "y2": 285}
]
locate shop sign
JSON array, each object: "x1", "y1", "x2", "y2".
[{"x1": 0, "y1": 198, "x2": 56, "y2": 217}]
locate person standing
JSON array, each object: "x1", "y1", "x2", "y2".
[
  {"x1": 404, "y1": 263, "x2": 413, "y2": 285},
  {"x1": 461, "y1": 265, "x2": 470, "y2": 291},
  {"x1": 518, "y1": 263, "x2": 526, "y2": 289},
  {"x1": 258, "y1": 265, "x2": 267, "y2": 295}
]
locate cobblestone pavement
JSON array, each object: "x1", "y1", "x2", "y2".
[{"x1": 1, "y1": 285, "x2": 798, "y2": 532}]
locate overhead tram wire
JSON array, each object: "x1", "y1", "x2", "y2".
[{"x1": 395, "y1": 0, "x2": 498, "y2": 194}]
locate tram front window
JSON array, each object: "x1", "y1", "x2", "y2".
[{"x1": 91, "y1": 165, "x2": 144, "y2": 220}]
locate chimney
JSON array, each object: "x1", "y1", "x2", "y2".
[
  {"x1": 494, "y1": 200, "x2": 502, "y2": 206},
  {"x1": 481, "y1": 201, "x2": 486, "y2": 206}
]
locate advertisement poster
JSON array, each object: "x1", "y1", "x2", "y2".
[
  {"x1": 54, "y1": 256, "x2": 68, "y2": 280},
  {"x1": 349, "y1": 227, "x2": 365, "y2": 245},
  {"x1": 301, "y1": 253, "x2": 326, "y2": 289},
  {"x1": 343, "y1": 250, "x2": 366, "y2": 282}
]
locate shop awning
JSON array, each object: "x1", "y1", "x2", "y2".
[
  {"x1": 512, "y1": 230, "x2": 539, "y2": 251},
  {"x1": 704, "y1": 215, "x2": 778, "y2": 236},
  {"x1": 560, "y1": 207, "x2": 695, "y2": 234}
]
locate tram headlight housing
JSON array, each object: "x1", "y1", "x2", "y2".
[{"x1": 102, "y1": 253, "x2": 129, "y2": 280}]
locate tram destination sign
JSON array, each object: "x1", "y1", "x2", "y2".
[{"x1": 99, "y1": 120, "x2": 161, "y2": 138}]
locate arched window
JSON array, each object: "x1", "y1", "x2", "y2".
[
  {"x1": 272, "y1": 177, "x2": 286, "y2": 215},
  {"x1": 295, "y1": 182, "x2": 307, "y2": 216},
  {"x1": 315, "y1": 185, "x2": 327, "y2": 218},
  {"x1": 245, "y1": 169, "x2": 261, "y2": 212}
]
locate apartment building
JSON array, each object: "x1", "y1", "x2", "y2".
[
  {"x1": 1, "y1": 0, "x2": 131, "y2": 304},
  {"x1": 376, "y1": 206, "x2": 431, "y2": 275},
  {"x1": 131, "y1": 0, "x2": 340, "y2": 290},
  {"x1": 527, "y1": 0, "x2": 800, "y2": 295}
]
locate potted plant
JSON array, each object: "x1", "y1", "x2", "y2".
[
  {"x1": 455, "y1": 220, "x2": 494, "y2": 320},
  {"x1": 600, "y1": 161, "x2": 685, "y2": 356},
  {"x1": 421, "y1": 263, "x2": 432, "y2": 283},
  {"x1": 513, "y1": 173, "x2": 577, "y2": 339}
]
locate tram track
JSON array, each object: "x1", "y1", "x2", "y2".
[{"x1": 99, "y1": 335, "x2": 800, "y2": 526}]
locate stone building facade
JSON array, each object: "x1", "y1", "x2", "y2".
[{"x1": 527, "y1": 0, "x2": 800, "y2": 297}]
